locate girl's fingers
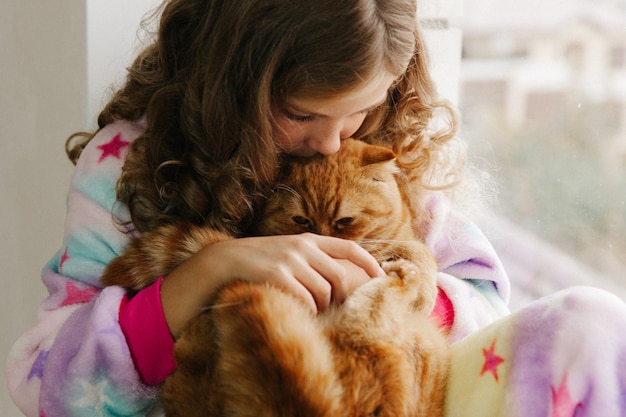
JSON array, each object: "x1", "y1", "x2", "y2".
[
  {"x1": 247, "y1": 235, "x2": 350, "y2": 310},
  {"x1": 303, "y1": 251, "x2": 353, "y2": 304},
  {"x1": 269, "y1": 233, "x2": 384, "y2": 307},
  {"x1": 295, "y1": 270, "x2": 332, "y2": 312},
  {"x1": 203, "y1": 234, "x2": 381, "y2": 312},
  {"x1": 294, "y1": 235, "x2": 378, "y2": 305},
  {"x1": 277, "y1": 273, "x2": 320, "y2": 313},
  {"x1": 271, "y1": 256, "x2": 333, "y2": 312},
  {"x1": 307, "y1": 233, "x2": 385, "y2": 278}
]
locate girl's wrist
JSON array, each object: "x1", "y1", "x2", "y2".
[
  {"x1": 159, "y1": 244, "x2": 228, "y2": 338},
  {"x1": 118, "y1": 277, "x2": 176, "y2": 385}
]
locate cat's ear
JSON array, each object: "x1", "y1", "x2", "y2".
[{"x1": 360, "y1": 144, "x2": 396, "y2": 166}]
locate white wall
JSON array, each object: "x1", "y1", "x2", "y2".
[
  {"x1": 1, "y1": 1, "x2": 159, "y2": 415},
  {"x1": 86, "y1": 0, "x2": 161, "y2": 128},
  {"x1": 1, "y1": 1, "x2": 85, "y2": 415},
  {"x1": 1, "y1": 1, "x2": 462, "y2": 415},
  {"x1": 420, "y1": 0, "x2": 464, "y2": 105}
]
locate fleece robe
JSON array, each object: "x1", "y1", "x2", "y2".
[{"x1": 10, "y1": 119, "x2": 618, "y2": 417}]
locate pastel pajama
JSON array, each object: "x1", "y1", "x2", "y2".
[
  {"x1": 6, "y1": 118, "x2": 625, "y2": 416},
  {"x1": 445, "y1": 286, "x2": 626, "y2": 417}
]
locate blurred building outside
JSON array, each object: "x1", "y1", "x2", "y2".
[{"x1": 453, "y1": 0, "x2": 626, "y2": 309}]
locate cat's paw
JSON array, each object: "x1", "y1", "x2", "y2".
[
  {"x1": 381, "y1": 259, "x2": 437, "y2": 313},
  {"x1": 380, "y1": 259, "x2": 419, "y2": 280}
]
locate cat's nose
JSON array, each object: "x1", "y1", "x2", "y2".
[{"x1": 314, "y1": 223, "x2": 333, "y2": 236}]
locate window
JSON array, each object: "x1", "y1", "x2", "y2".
[
  {"x1": 456, "y1": 0, "x2": 626, "y2": 309},
  {"x1": 610, "y1": 45, "x2": 626, "y2": 69}
]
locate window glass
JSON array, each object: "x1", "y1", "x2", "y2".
[{"x1": 456, "y1": 0, "x2": 626, "y2": 308}]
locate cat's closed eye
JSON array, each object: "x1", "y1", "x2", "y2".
[
  {"x1": 336, "y1": 217, "x2": 354, "y2": 227},
  {"x1": 292, "y1": 216, "x2": 310, "y2": 227}
]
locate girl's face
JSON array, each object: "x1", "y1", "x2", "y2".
[{"x1": 271, "y1": 72, "x2": 397, "y2": 157}]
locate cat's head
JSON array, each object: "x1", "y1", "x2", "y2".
[{"x1": 255, "y1": 138, "x2": 408, "y2": 241}]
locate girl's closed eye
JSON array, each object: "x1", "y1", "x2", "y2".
[
  {"x1": 285, "y1": 105, "x2": 379, "y2": 123},
  {"x1": 285, "y1": 112, "x2": 317, "y2": 123}
]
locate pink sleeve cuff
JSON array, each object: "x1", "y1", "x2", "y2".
[
  {"x1": 118, "y1": 277, "x2": 176, "y2": 385},
  {"x1": 430, "y1": 286, "x2": 455, "y2": 332}
]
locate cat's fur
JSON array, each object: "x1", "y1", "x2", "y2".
[{"x1": 101, "y1": 138, "x2": 449, "y2": 417}]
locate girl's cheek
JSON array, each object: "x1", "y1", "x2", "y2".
[{"x1": 272, "y1": 118, "x2": 303, "y2": 151}]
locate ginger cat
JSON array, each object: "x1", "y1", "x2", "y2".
[{"x1": 102, "y1": 138, "x2": 449, "y2": 417}]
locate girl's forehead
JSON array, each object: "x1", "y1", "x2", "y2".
[{"x1": 286, "y1": 72, "x2": 397, "y2": 117}]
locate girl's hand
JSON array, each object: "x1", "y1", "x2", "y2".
[{"x1": 160, "y1": 233, "x2": 384, "y2": 338}]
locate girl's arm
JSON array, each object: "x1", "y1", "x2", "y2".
[
  {"x1": 160, "y1": 232, "x2": 383, "y2": 338},
  {"x1": 6, "y1": 120, "x2": 161, "y2": 417}
]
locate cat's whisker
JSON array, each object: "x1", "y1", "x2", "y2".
[
  {"x1": 382, "y1": 215, "x2": 408, "y2": 225},
  {"x1": 357, "y1": 238, "x2": 420, "y2": 244},
  {"x1": 200, "y1": 301, "x2": 246, "y2": 311},
  {"x1": 273, "y1": 184, "x2": 303, "y2": 202}
]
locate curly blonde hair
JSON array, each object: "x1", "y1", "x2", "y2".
[{"x1": 66, "y1": 0, "x2": 461, "y2": 235}]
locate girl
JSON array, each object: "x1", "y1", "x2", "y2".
[{"x1": 8, "y1": 0, "x2": 625, "y2": 416}]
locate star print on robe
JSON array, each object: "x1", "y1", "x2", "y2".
[
  {"x1": 59, "y1": 281, "x2": 99, "y2": 307},
  {"x1": 59, "y1": 247, "x2": 70, "y2": 273},
  {"x1": 72, "y1": 378, "x2": 110, "y2": 415},
  {"x1": 96, "y1": 133, "x2": 130, "y2": 163},
  {"x1": 27, "y1": 350, "x2": 49, "y2": 380},
  {"x1": 480, "y1": 338, "x2": 505, "y2": 382},
  {"x1": 551, "y1": 373, "x2": 582, "y2": 417}
]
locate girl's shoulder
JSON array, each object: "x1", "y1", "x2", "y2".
[
  {"x1": 69, "y1": 118, "x2": 146, "y2": 215},
  {"x1": 78, "y1": 118, "x2": 146, "y2": 168}
]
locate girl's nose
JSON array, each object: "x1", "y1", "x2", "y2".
[
  {"x1": 309, "y1": 119, "x2": 360, "y2": 156},
  {"x1": 310, "y1": 134, "x2": 342, "y2": 156}
]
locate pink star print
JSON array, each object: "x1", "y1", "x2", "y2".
[
  {"x1": 480, "y1": 338, "x2": 505, "y2": 382},
  {"x1": 59, "y1": 281, "x2": 98, "y2": 307},
  {"x1": 551, "y1": 374, "x2": 582, "y2": 417},
  {"x1": 96, "y1": 133, "x2": 130, "y2": 163},
  {"x1": 59, "y1": 247, "x2": 70, "y2": 272}
]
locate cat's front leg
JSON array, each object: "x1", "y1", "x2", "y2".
[{"x1": 101, "y1": 223, "x2": 233, "y2": 291}]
